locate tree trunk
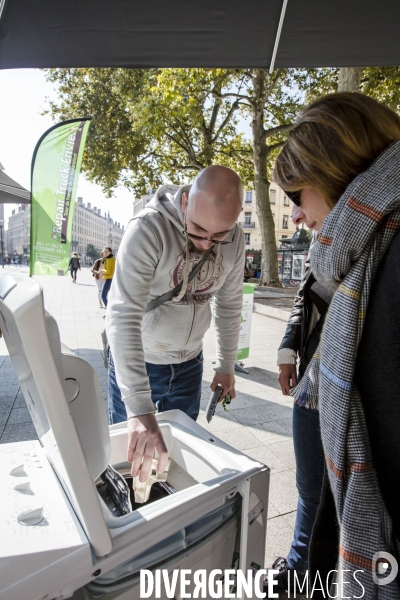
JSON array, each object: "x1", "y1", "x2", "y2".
[
  {"x1": 338, "y1": 67, "x2": 361, "y2": 92},
  {"x1": 251, "y1": 69, "x2": 281, "y2": 286}
]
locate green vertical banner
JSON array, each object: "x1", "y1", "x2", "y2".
[
  {"x1": 30, "y1": 118, "x2": 91, "y2": 275},
  {"x1": 236, "y1": 283, "x2": 256, "y2": 361}
]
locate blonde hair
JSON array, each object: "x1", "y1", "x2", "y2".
[{"x1": 274, "y1": 92, "x2": 400, "y2": 207}]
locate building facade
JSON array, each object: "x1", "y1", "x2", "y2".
[
  {"x1": 0, "y1": 202, "x2": 5, "y2": 264},
  {"x1": 7, "y1": 197, "x2": 124, "y2": 263},
  {"x1": 238, "y1": 183, "x2": 297, "y2": 250},
  {"x1": 105, "y1": 212, "x2": 125, "y2": 253},
  {"x1": 133, "y1": 184, "x2": 296, "y2": 249},
  {"x1": 7, "y1": 203, "x2": 30, "y2": 262},
  {"x1": 71, "y1": 197, "x2": 124, "y2": 260},
  {"x1": 132, "y1": 191, "x2": 155, "y2": 216}
]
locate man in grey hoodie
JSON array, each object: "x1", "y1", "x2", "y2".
[{"x1": 106, "y1": 165, "x2": 245, "y2": 481}]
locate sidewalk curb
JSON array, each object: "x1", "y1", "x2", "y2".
[
  {"x1": 253, "y1": 284, "x2": 297, "y2": 295},
  {"x1": 253, "y1": 302, "x2": 289, "y2": 322}
]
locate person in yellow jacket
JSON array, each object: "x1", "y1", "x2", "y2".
[{"x1": 99, "y1": 247, "x2": 115, "y2": 309}]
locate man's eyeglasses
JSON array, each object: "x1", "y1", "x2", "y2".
[
  {"x1": 184, "y1": 217, "x2": 235, "y2": 245},
  {"x1": 285, "y1": 190, "x2": 301, "y2": 207}
]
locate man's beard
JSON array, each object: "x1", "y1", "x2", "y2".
[{"x1": 188, "y1": 239, "x2": 208, "y2": 254}]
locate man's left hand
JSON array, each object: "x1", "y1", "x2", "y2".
[{"x1": 210, "y1": 373, "x2": 236, "y2": 401}]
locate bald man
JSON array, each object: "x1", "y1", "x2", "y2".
[{"x1": 106, "y1": 166, "x2": 245, "y2": 480}]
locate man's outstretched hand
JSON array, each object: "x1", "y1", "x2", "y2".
[
  {"x1": 127, "y1": 413, "x2": 168, "y2": 482},
  {"x1": 210, "y1": 373, "x2": 236, "y2": 402}
]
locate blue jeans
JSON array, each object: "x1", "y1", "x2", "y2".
[
  {"x1": 108, "y1": 351, "x2": 204, "y2": 424},
  {"x1": 101, "y1": 278, "x2": 112, "y2": 307},
  {"x1": 286, "y1": 403, "x2": 324, "y2": 573}
]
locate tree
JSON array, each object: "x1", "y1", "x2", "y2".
[
  {"x1": 361, "y1": 67, "x2": 400, "y2": 111},
  {"x1": 249, "y1": 69, "x2": 306, "y2": 286},
  {"x1": 45, "y1": 66, "x2": 400, "y2": 285},
  {"x1": 44, "y1": 67, "x2": 308, "y2": 285},
  {"x1": 214, "y1": 69, "x2": 314, "y2": 285},
  {"x1": 86, "y1": 243, "x2": 100, "y2": 262},
  {"x1": 303, "y1": 66, "x2": 400, "y2": 110},
  {"x1": 338, "y1": 67, "x2": 362, "y2": 92},
  {"x1": 236, "y1": 65, "x2": 400, "y2": 285},
  {"x1": 44, "y1": 68, "x2": 253, "y2": 195}
]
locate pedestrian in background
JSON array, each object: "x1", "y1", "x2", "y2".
[
  {"x1": 91, "y1": 251, "x2": 105, "y2": 308},
  {"x1": 274, "y1": 92, "x2": 400, "y2": 598},
  {"x1": 244, "y1": 265, "x2": 253, "y2": 281},
  {"x1": 99, "y1": 247, "x2": 115, "y2": 310},
  {"x1": 68, "y1": 252, "x2": 81, "y2": 283}
]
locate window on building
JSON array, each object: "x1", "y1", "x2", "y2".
[
  {"x1": 245, "y1": 233, "x2": 250, "y2": 245},
  {"x1": 245, "y1": 212, "x2": 252, "y2": 225},
  {"x1": 245, "y1": 191, "x2": 252, "y2": 203},
  {"x1": 284, "y1": 195, "x2": 290, "y2": 206},
  {"x1": 283, "y1": 215, "x2": 289, "y2": 229},
  {"x1": 272, "y1": 213, "x2": 275, "y2": 222},
  {"x1": 270, "y1": 189, "x2": 276, "y2": 204}
]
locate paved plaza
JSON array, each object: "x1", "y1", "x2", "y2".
[{"x1": 0, "y1": 266, "x2": 297, "y2": 580}]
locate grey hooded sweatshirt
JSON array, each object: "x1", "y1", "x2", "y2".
[{"x1": 106, "y1": 184, "x2": 246, "y2": 418}]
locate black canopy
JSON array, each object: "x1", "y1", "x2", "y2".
[{"x1": 0, "y1": 0, "x2": 399, "y2": 70}]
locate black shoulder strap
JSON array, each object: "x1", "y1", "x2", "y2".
[{"x1": 145, "y1": 245, "x2": 213, "y2": 313}]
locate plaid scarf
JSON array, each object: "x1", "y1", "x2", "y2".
[{"x1": 291, "y1": 139, "x2": 400, "y2": 597}]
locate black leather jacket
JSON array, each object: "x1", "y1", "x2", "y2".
[
  {"x1": 278, "y1": 233, "x2": 330, "y2": 376},
  {"x1": 278, "y1": 254, "x2": 315, "y2": 371}
]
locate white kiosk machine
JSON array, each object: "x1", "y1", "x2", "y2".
[{"x1": 0, "y1": 275, "x2": 269, "y2": 600}]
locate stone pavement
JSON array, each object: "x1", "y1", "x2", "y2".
[
  {"x1": 0, "y1": 266, "x2": 297, "y2": 579},
  {"x1": 254, "y1": 286, "x2": 297, "y2": 315}
]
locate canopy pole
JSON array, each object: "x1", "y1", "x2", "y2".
[
  {"x1": 0, "y1": 0, "x2": 7, "y2": 21},
  {"x1": 269, "y1": 0, "x2": 289, "y2": 74}
]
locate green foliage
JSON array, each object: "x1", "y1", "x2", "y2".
[
  {"x1": 361, "y1": 67, "x2": 400, "y2": 112},
  {"x1": 44, "y1": 66, "x2": 400, "y2": 285},
  {"x1": 43, "y1": 68, "x2": 253, "y2": 196},
  {"x1": 43, "y1": 66, "x2": 400, "y2": 197},
  {"x1": 300, "y1": 66, "x2": 400, "y2": 114},
  {"x1": 42, "y1": 67, "x2": 317, "y2": 197},
  {"x1": 215, "y1": 68, "x2": 310, "y2": 180},
  {"x1": 86, "y1": 243, "x2": 100, "y2": 260}
]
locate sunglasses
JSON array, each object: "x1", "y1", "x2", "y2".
[
  {"x1": 184, "y1": 215, "x2": 235, "y2": 245},
  {"x1": 285, "y1": 190, "x2": 301, "y2": 207}
]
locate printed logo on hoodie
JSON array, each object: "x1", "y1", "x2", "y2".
[{"x1": 169, "y1": 247, "x2": 224, "y2": 304}]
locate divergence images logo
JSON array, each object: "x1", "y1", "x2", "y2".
[{"x1": 372, "y1": 552, "x2": 398, "y2": 586}]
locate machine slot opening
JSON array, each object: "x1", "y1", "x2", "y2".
[{"x1": 95, "y1": 459, "x2": 199, "y2": 517}]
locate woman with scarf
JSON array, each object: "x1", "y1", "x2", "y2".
[
  {"x1": 274, "y1": 92, "x2": 400, "y2": 598},
  {"x1": 265, "y1": 230, "x2": 334, "y2": 591}
]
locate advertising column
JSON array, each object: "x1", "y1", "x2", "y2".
[{"x1": 30, "y1": 118, "x2": 91, "y2": 276}]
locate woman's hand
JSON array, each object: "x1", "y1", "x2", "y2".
[{"x1": 278, "y1": 363, "x2": 297, "y2": 396}]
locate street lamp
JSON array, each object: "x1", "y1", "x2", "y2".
[{"x1": 0, "y1": 220, "x2": 4, "y2": 269}]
